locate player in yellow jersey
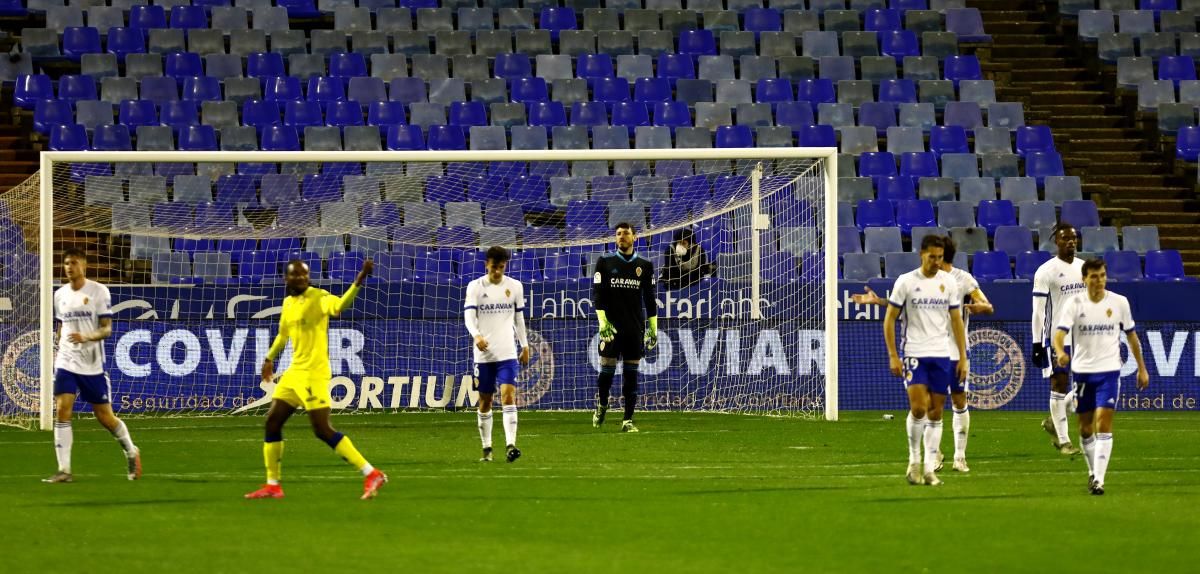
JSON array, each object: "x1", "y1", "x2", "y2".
[{"x1": 244, "y1": 258, "x2": 387, "y2": 500}]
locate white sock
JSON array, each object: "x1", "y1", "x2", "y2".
[
  {"x1": 906, "y1": 412, "x2": 925, "y2": 465},
  {"x1": 952, "y1": 407, "x2": 969, "y2": 461},
  {"x1": 360, "y1": 463, "x2": 375, "y2": 477},
  {"x1": 1081, "y1": 434, "x2": 1096, "y2": 476},
  {"x1": 1050, "y1": 391, "x2": 1071, "y2": 445},
  {"x1": 111, "y1": 420, "x2": 136, "y2": 455},
  {"x1": 923, "y1": 419, "x2": 944, "y2": 474},
  {"x1": 54, "y1": 421, "x2": 73, "y2": 474},
  {"x1": 477, "y1": 410, "x2": 493, "y2": 449},
  {"x1": 1094, "y1": 433, "x2": 1113, "y2": 486},
  {"x1": 1065, "y1": 387, "x2": 1078, "y2": 413},
  {"x1": 502, "y1": 405, "x2": 518, "y2": 447}
]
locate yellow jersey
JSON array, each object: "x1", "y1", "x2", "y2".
[{"x1": 275, "y1": 285, "x2": 358, "y2": 373}]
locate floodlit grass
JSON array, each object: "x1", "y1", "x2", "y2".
[{"x1": 2, "y1": 411, "x2": 1197, "y2": 573}]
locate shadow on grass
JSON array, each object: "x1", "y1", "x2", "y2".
[{"x1": 41, "y1": 498, "x2": 204, "y2": 507}]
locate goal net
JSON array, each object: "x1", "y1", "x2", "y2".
[{"x1": 0, "y1": 148, "x2": 837, "y2": 430}]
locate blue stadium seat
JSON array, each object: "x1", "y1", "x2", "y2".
[
  {"x1": 653, "y1": 101, "x2": 692, "y2": 129},
  {"x1": 944, "y1": 101, "x2": 984, "y2": 131},
  {"x1": 247, "y1": 52, "x2": 286, "y2": 78},
  {"x1": 895, "y1": 199, "x2": 935, "y2": 234},
  {"x1": 261, "y1": 124, "x2": 300, "y2": 151},
  {"x1": 745, "y1": 8, "x2": 783, "y2": 34},
  {"x1": 164, "y1": 52, "x2": 203, "y2": 82},
  {"x1": 865, "y1": 226, "x2": 903, "y2": 254},
  {"x1": 859, "y1": 102, "x2": 898, "y2": 134},
  {"x1": 937, "y1": 200, "x2": 974, "y2": 228},
  {"x1": 880, "y1": 30, "x2": 920, "y2": 63},
  {"x1": 540, "y1": 7, "x2": 576, "y2": 40},
  {"x1": 866, "y1": 8, "x2": 902, "y2": 32},
  {"x1": 368, "y1": 101, "x2": 408, "y2": 129},
  {"x1": 678, "y1": 29, "x2": 717, "y2": 57},
  {"x1": 1014, "y1": 125, "x2": 1055, "y2": 157},
  {"x1": 976, "y1": 199, "x2": 1016, "y2": 236},
  {"x1": 130, "y1": 5, "x2": 167, "y2": 30},
  {"x1": 330, "y1": 52, "x2": 368, "y2": 78},
  {"x1": 387, "y1": 124, "x2": 426, "y2": 150},
  {"x1": 1176, "y1": 124, "x2": 1200, "y2": 160},
  {"x1": 838, "y1": 226, "x2": 863, "y2": 255},
  {"x1": 884, "y1": 251, "x2": 921, "y2": 277},
  {"x1": 1018, "y1": 200, "x2": 1057, "y2": 230},
  {"x1": 797, "y1": 124, "x2": 837, "y2": 147},
  {"x1": 859, "y1": 151, "x2": 898, "y2": 180},
  {"x1": 756, "y1": 78, "x2": 794, "y2": 104},
  {"x1": 62, "y1": 26, "x2": 101, "y2": 59},
  {"x1": 715, "y1": 125, "x2": 754, "y2": 147},
  {"x1": 327, "y1": 100, "x2": 364, "y2": 127},
  {"x1": 878, "y1": 176, "x2": 916, "y2": 202},
  {"x1": 856, "y1": 199, "x2": 896, "y2": 230},
  {"x1": 1024, "y1": 151, "x2": 1065, "y2": 185},
  {"x1": 943, "y1": 55, "x2": 982, "y2": 87},
  {"x1": 796, "y1": 78, "x2": 836, "y2": 104},
  {"x1": 1122, "y1": 225, "x2": 1161, "y2": 254},
  {"x1": 1014, "y1": 250, "x2": 1052, "y2": 280},
  {"x1": 1060, "y1": 199, "x2": 1100, "y2": 228},
  {"x1": 511, "y1": 77, "x2": 549, "y2": 103},
  {"x1": 972, "y1": 250, "x2": 1012, "y2": 282},
  {"x1": 283, "y1": 100, "x2": 322, "y2": 129},
  {"x1": 930, "y1": 125, "x2": 969, "y2": 155},
  {"x1": 170, "y1": 5, "x2": 207, "y2": 29},
  {"x1": 1083, "y1": 225, "x2": 1120, "y2": 253},
  {"x1": 945, "y1": 8, "x2": 991, "y2": 43},
  {"x1": 56, "y1": 75, "x2": 96, "y2": 103},
  {"x1": 160, "y1": 100, "x2": 199, "y2": 131},
  {"x1": 90, "y1": 123, "x2": 131, "y2": 151},
  {"x1": 1104, "y1": 250, "x2": 1143, "y2": 281},
  {"x1": 593, "y1": 76, "x2": 631, "y2": 104},
  {"x1": 308, "y1": 76, "x2": 346, "y2": 103},
  {"x1": 1145, "y1": 249, "x2": 1188, "y2": 280},
  {"x1": 994, "y1": 225, "x2": 1034, "y2": 254},
  {"x1": 494, "y1": 53, "x2": 532, "y2": 79},
  {"x1": 842, "y1": 253, "x2": 882, "y2": 281},
  {"x1": 179, "y1": 124, "x2": 217, "y2": 151},
  {"x1": 263, "y1": 76, "x2": 302, "y2": 102},
  {"x1": 900, "y1": 151, "x2": 939, "y2": 180},
  {"x1": 1158, "y1": 55, "x2": 1197, "y2": 84},
  {"x1": 106, "y1": 27, "x2": 146, "y2": 60},
  {"x1": 50, "y1": 124, "x2": 89, "y2": 151},
  {"x1": 33, "y1": 100, "x2": 73, "y2": 135}
]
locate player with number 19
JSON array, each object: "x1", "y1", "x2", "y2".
[{"x1": 882, "y1": 235, "x2": 968, "y2": 487}]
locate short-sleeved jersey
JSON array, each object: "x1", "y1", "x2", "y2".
[
  {"x1": 1033, "y1": 256, "x2": 1085, "y2": 344},
  {"x1": 464, "y1": 275, "x2": 526, "y2": 363},
  {"x1": 1055, "y1": 291, "x2": 1135, "y2": 374},
  {"x1": 945, "y1": 266, "x2": 980, "y2": 350},
  {"x1": 54, "y1": 280, "x2": 113, "y2": 376},
  {"x1": 593, "y1": 251, "x2": 657, "y2": 331},
  {"x1": 277, "y1": 286, "x2": 348, "y2": 373},
  {"x1": 888, "y1": 268, "x2": 960, "y2": 359}
]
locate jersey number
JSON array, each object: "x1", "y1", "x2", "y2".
[{"x1": 903, "y1": 358, "x2": 919, "y2": 383}]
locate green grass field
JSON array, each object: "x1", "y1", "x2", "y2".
[{"x1": 1, "y1": 411, "x2": 1197, "y2": 573}]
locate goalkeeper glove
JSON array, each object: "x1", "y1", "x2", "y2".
[
  {"x1": 644, "y1": 317, "x2": 658, "y2": 350},
  {"x1": 1031, "y1": 343, "x2": 1048, "y2": 369},
  {"x1": 597, "y1": 311, "x2": 617, "y2": 343}
]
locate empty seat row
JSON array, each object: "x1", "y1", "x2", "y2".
[{"x1": 842, "y1": 248, "x2": 1188, "y2": 281}]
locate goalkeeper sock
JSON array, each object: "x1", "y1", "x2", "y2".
[
  {"x1": 923, "y1": 418, "x2": 943, "y2": 474},
  {"x1": 111, "y1": 419, "x2": 136, "y2": 455},
  {"x1": 1081, "y1": 434, "x2": 1096, "y2": 476},
  {"x1": 1050, "y1": 391, "x2": 1071, "y2": 445},
  {"x1": 951, "y1": 407, "x2": 969, "y2": 460},
  {"x1": 263, "y1": 433, "x2": 283, "y2": 485},
  {"x1": 327, "y1": 432, "x2": 373, "y2": 475},
  {"x1": 54, "y1": 421, "x2": 73, "y2": 474},
  {"x1": 906, "y1": 412, "x2": 925, "y2": 465},
  {"x1": 1093, "y1": 433, "x2": 1113, "y2": 486},
  {"x1": 502, "y1": 405, "x2": 518, "y2": 446},
  {"x1": 622, "y1": 364, "x2": 639, "y2": 421},
  {"x1": 477, "y1": 409, "x2": 493, "y2": 449},
  {"x1": 598, "y1": 364, "x2": 616, "y2": 408}
]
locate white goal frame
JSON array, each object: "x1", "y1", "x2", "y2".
[{"x1": 37, "y1": 148, "x2": 839, "y2": 428}]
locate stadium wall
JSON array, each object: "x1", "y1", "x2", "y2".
[{"x1": 1, "y1": 281, "x2": 1197, "y2": 414}]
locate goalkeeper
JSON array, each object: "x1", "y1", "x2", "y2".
[{"x1": 591, "y1": 222, "x2": 659, "y2": 433}]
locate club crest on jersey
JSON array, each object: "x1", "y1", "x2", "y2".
[
  {"x1": 1106, "y1": 308, "x2": 1113, "y2": 317},
  {"x1": 939, "y1": 284, "x2": 945, "y2": 293},
  {"x1": 83, "y1": 297, "x2": 89, "y2": 305},
  {"x1": 505, "y1": 289, "x2": 511, "y2": 298},
  {"x1": 635, "y1": 267, "x2": 643, "y2": 277}
]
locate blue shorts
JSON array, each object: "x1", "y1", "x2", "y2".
[
  {"x1": 1046, "y1": 344, "x2": 1072, "y2": 377},
  {"x1": 474, "y1": 359, "x2": 519, "y2": 395},
  {"x1": 1073, "y1": 371, "x2": 1121, "y2": 413},
  {"x1": 949, "y1": 360, "x2": 968, "y2": 394},
  {"x1": 54, "y1": 369, "x2": 111, "y2": 405},
  {"x1": 904, "y1": 357, "x2": 953, "y2": 396}
]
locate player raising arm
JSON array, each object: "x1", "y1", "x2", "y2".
[
  {"x1": 592, "y1": 222, "x2": 658, "y2": 433},
  {"x1": 245, "y1": 258, "x2": 387, "y2": 500},
  {"x1": 464, "y1": 246, "x2": 531, "y2": 463},
  {"x1": 1053, "y1": 259, "x2": 1149, "y2": 495},
  {"x1": 44, "y1": 248, "x2": 141, "y2": 483},
  {"x1": 882, "y1": 235, "x2": 968, "y2": 486}
]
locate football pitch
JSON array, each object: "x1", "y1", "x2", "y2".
[{"x1": 1, "y1": 411, "x2": 1196, "y2": 574}]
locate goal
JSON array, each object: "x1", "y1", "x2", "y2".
[{"x1": 0, "y1": 148, "x2": 838, "y2": 430}]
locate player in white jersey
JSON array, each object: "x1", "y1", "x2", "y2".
[
  {"x1": 1053, "y1": 259, "x2": 1149, "y2": 495},
  {"x1": 854, "y1": 236, "x2": 993, "y2": 473},
  {"x1": 44, "y1": 248, "x2": 141, "y2": 483},
  {"x1": 1032, "y1": 223, "x2": 1086, "y2": 455},
  {"x1": 464, "y1": 246, "x2": 531, "y2": 463},
  {"x1": 883, "y1": 235, "x2": 968, "y2": 486}
]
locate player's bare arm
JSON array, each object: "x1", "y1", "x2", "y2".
[
  {"x1": 67, "y1": 316, "x2": 112, "y2": 344},
  {"x1": 1126, "y1": 330, "x2": 1150, "y2": 390},
  {"x1": 950, "y1": 309, "x2": 968, "y2": 382},
  {"x1": 883, "y1": 304, "x2": 902, "y2": 377},
  {"x1": 964, "y1": 288, "x2": 994, "y2": 315},
  {"x1": 1053, "y1": 328, "x2": 1070, "y2": 368},
  {"x1": 851, "y1": 286, "x2": 886, "y2": 306}
]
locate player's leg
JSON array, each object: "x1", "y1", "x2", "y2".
[
  {"x1": 1088, "y1": 374, "x2": 1119, "y2": 494},
  {"x1": 307, "y1": 402, "x2": 387, "y2": 499},
  {"x1": 1047, "y1": 347, "x2": 1079, "y2": 454},
  {"x1": 44, "y1": 370, "x2": 79, "y2": 483},
  {"x1": 619, "y1": 331, "x2": 645, "y2": 433},
  {"x1": 92, "y1": 401, "x2": 141, "y2": 480},
  {"x1": 919, "y1": 359, "x2": 951, "y2": 485},
  {"x1": 244, "y1": 399, "x2": 295, "y2": 499},
  {"x1": 594, "y1": 346, "x2": 619, "y2": 427},
  {"x1": 948, "y1": 360, "x2": 971, "y2": 472},
  {"x1": 949, "y1": 391, "x2": 970, "y2": 472},
  {"x1": 904, "y1": 368, "x2": 930, "y2": 485},
  {"x1": 476, "y1": 363, "x2": 496, "y2": 461},
  {"x1": 497, "y1": 359, "x2": 521, "y2": 462}
]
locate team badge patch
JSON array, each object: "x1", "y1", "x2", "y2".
[
  {"x1": 1106, "y1": 308, "x2": 1113, "y2": 317},
  {"x1": 505, "y1": 289, "x2": 511, "y2": 297},
  {"x1": 939, "y1": 284, "x2": 945, "y2": 293},
  {"x1": 636, "y1": 267, "x2": 643, "y2": 277},
  {"x1": 83, "y1": 297, "x2": 89, "y2": 305}
]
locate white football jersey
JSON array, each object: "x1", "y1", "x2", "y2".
[
  {"x1": 1055, "y1": 291, "x2": 1134, "y2": 374},
  {"x1": 944, "y1": 266, "x2": 980, "y2": 351},
  {"x1": 54, "y1": 280, "x2": 113, "y2": 376},
  {"x1": 888, "y1": 268, "x2": 960, "y2": 359},
  {"x1": 1032, "y1": 256, "x2": 1085, "y2": 344},
  {"x1": 464, "y1": 275, "x2": 526, "y2": 363}
]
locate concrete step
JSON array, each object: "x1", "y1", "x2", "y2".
[
  {"x1": 1108, "y1": 187, "x2": 1197, "y2": 200},
  {"x1": 1060, "y1": 138, "x2": 1146, "y2": 151},
  {"x1": 973, "y1": 0, "x2": 1040, "y2": 11},
  {"x1": 1110, "y1": 198, "x2": 1200, "y2": 212},
  {"x1": 991, "y1": 45, "x2": 1073, "y2": 58},
  {"x1": 1129, "y1": 210, "x2": 1200, "y2": 224},
  {"x1": 1093, "y1": 174, "x2": 1174, "y2": 186},
  {"x1": 1052, "y1": 127, "x2": 1147, "y2": 139},
  {"x1": 982, "y1": 21, "x2": 1058, "y2": 35},
  {"x1": 1044, "y1": 115, "x2": 1128, "y2": 129},
  {"x1": 1020, "y1": 90, "x2": 1111, "y2": 105},
  {"x1": 1010, "y1": 68, "x2": 1093, "y2": 82},
  {"x1": 1072, "y1": 151, "x2": 1161, "y2": 163},
  {"x1": 992, "y1": 34, "x2": 1064, "y2": 46}
]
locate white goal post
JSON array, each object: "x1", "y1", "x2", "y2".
[{"x1": 27, "y1": 148, "x2": 838, "y2": 429}]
